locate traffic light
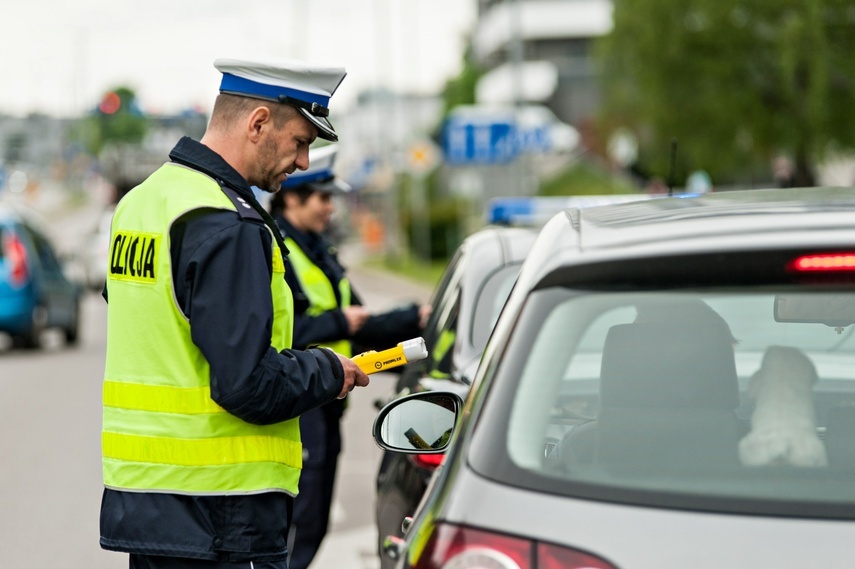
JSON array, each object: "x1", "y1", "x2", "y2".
[{"x1": 99, "y1": 91, "x2": 122, "y2": 115}]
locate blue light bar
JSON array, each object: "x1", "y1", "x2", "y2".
[{"x1": 486, "y1": 195, "x2": 653, "y2": 226}]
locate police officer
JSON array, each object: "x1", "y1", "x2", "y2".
[
  {"x1": 269, "y1": 145, "x2": 430, "y2": 569},
  {"x1": 99, "y1": 58, "x2": 370, "y2": 569}
]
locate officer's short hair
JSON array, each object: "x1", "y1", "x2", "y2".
[
  {"x1": 209, "y1": 93, "x2": 299, "y2": 132},
  {"x1": 269, "y1": 185, "x2": 316, "y2": 217}
]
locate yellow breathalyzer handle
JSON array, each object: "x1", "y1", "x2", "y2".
[{"x1": 352, "y1": 337, "x2": 428, "y2": 375}]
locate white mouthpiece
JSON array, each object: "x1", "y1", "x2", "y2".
[{"x1": 401, "y1": 337, "x2": 428, "y2": 363}]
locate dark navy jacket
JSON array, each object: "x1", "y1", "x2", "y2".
[
  {"x1": 275, "y1": 216, "x2": 423, "y2": 355},
  {"x1": 100, "y1": 137, "x2": 345, "y2": 562}
]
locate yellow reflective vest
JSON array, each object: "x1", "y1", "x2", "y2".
[
  {"x1": 102, "y1": 162, "x2": 301, "y2": 495},
  {"x1": 284, "y1": 236, "x2": 352, "y2": 357}
]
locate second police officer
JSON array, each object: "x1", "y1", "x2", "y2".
[{"x1": 269, "y1": 145, "x2": 431, "y2": 569}]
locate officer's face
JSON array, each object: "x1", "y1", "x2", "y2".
[
  {"x1": 256, "y1": 115, "x2": 318, "y2": 193},
  {"x1": 288, "y1": 191, "x2": 335, "y2": 234}
]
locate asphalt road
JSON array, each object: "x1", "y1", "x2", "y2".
[{"x1": 0, "y1": 191, "x2": 433, "y2": 568}]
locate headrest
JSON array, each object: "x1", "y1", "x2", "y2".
[{"x1": 600, "y1": 321, "x2": 739, "y2": 409}]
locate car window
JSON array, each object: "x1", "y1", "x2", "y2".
[
  {"x1": 470, "y1": 264, "x2": 521, "y2": 352},
  {"x1": 423, "y1": 248, "x2": 465, "y2": 353},
  {"x1": 430, "y1": 294, "x2": 460, "y2": 378},
  {"x1": 24, "y1": 226, "x2": 62, "y2": 274},
  {"x1": 480, "y1": 287, "x2": 855, "y2": 517}
]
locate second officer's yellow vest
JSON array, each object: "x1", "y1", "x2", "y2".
[
  {"x1": 285, "y1": 236, "x2": 352, "y2": 357},
  {"x1": 102, "y1": 162, "x2": 301, "y2": 495}
]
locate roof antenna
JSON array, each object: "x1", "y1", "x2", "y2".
[{"x1": 667, "y1": 138, "x2": 678, "y2": 197}]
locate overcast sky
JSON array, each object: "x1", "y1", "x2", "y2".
[{"x1": 1, "y1": 0, "x2": 477, "y2": 118}]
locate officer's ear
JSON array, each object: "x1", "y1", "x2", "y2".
[{"x1": 246, "y1": 105, "x2": 274, "y2": 142}]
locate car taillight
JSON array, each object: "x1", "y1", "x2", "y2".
[
  {"x1": 538, "y1": 543, "x2": 617, "y2": 569},
  {"x1": 413, "y1": 524, "x2": 530, "y2": 569},
  {"x1": 3, "y1": 232, "x2": 29, "y2": 287},
  {"x1": 410, "y1": 453, "x2": 445, "y2": 470},
  {"x1": 788, "y1": 253, "x2": 855, "y2": 272},
  {"x1": 411, "y1": 523, "x2": 616, "y2": 569}
]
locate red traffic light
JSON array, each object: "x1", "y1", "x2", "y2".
[{"x1": 99, "y1": 92, "x2": 121, "y2": 115}]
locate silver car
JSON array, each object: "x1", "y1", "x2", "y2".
[{"x1": 374, "y1": 187, "x2": 855, "y2": 569}]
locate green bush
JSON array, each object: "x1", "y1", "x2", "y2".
[{"x1": 539, "y1": 160, "x2": 638, "y2": 196}]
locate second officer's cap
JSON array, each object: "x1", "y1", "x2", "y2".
[
  {"x1": 214, "y1": 58, "x2": 347, "y2": 141},
  {"x1": 282, "y1": 144, "x2": 352, "y2": 194}
]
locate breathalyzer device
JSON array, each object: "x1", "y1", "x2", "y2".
[{"x1": 352, "y1": 337, "x2": 428, "y2": 375}]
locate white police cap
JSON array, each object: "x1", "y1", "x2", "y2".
[
  {"x1": 282, "y1": 144, "x2": 352, "y2": 194},
  {"x1": 214, "y1": 58, "x2": 346, "y2": 142}
]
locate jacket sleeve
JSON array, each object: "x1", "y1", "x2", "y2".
[
  {"x1": 173, "y1": 211, "x2": 344, "y2": 425},
  {"x1": 292, "y1": 310, "x2": 350, "y2": 351},
  {"x1": 351, "y1": 303, "x2": 423, "y2": 352}
]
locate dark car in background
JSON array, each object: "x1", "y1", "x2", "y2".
[
  {"x1": 0, "y1": 203, "x2": 82, "y2": 349},
  {"x1": 375, "y1": 187, "x2": 855, "y2": 569}
]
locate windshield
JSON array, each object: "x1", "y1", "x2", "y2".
[{"x1": 478, "y1": 287, "x2": 855, "y2": 517}]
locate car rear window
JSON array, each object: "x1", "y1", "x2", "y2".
[{"x1": 474, "y1": 286, "x2": 855, "y2": 518}]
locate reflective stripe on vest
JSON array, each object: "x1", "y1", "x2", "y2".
[
  {"x1": 103, "y1": 162, "x2": 299, "y2": 495},
  {"x1": 285, "y1": 236, "x2": 352, "y2": 357}
]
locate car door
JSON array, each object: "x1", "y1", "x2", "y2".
[{"x1": 396, "y1": 246, "x2": 467, "y2": 394}]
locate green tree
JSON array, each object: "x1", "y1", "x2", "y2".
[
  {"x1": 84, "y1": 86, "x2": 148, "y2": 156},
  {"x1": 597, "y1": 0, "x2": 855, "y2": 186},
  {"x1": 441, "y1": 50, "x2": 483, "y2": 115}
]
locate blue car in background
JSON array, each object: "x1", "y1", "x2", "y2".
[{"x1": 0, "y1": 203, "x2": 82, "y2": 349}]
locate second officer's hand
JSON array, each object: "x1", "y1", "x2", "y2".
[
  {"x1": 335, "y1": 353, "x2": 370, "y2": 399},
  {"x1": 343, "y1": 306, "x2": 370, "y2": 335}
]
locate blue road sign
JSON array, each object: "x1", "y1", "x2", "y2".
[
  {"x1": 517, "y1": 125, "x2": 551, "y2": 153},
  {"x1": 442, "y1": 116, "x2": 519, "y2": 166}
]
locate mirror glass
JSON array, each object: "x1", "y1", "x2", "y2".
[
  {"x1": 378, "y1": 394, "x2": 457, "y2": 452},
  {"x1": 774, "y1": 293, "x2": 855, "y2": 326}
]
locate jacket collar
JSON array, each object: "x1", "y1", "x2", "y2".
[
  {"x1": 169, "y1": 136, "x2": 255, "y2": 201},
  {"x1": 169, "y1": 136, "x2": 291, "y2": 256}
]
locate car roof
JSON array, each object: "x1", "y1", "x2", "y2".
[
  {"x1": 523, "y1": 187, "x2": 855, "y2": 283},
  {"x1": 461, "y1": 225, "x2": 539, "y2": 264}
]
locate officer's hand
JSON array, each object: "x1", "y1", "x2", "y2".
[
  {"x1": 343, "y1": 306, "x2": 370, "y2": 335},
  {"x1": 335, "y1": 353, "x2": 370, "y2": 399}
]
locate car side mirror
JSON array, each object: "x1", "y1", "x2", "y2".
[{"x1": 373, "y1": 391, "x2": 463, "y2": 453}]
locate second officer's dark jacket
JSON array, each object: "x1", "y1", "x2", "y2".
[{"x1": 275, "y1": 216, "x2": 423, "y2": 354}]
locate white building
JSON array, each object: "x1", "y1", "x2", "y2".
[{"x1": 471, "y1": 0, "x2": 613, "y2": 128}]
